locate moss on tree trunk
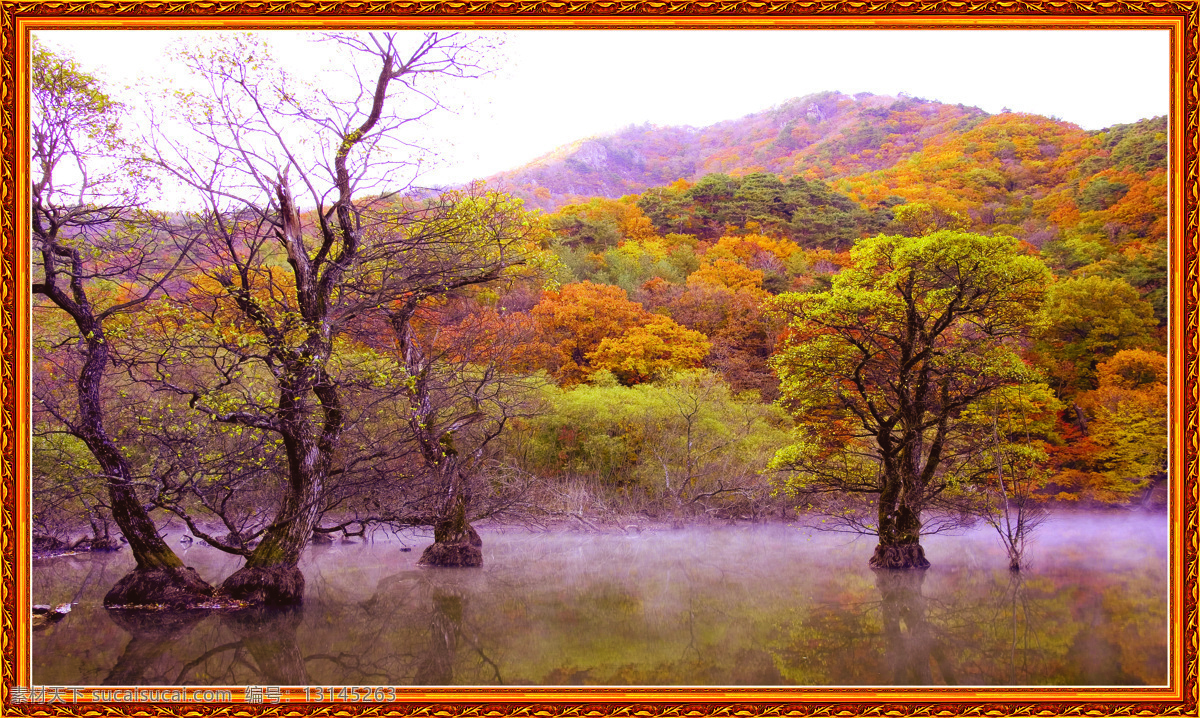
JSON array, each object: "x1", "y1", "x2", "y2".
[
  {"x1": 419, "y1": 498, "x2": 482, "y2": 568},
  {"x1": 870, "y1": 500, "x2": 930, "y2": 570},
  {"x1": 220, "y1": 435, "x2": 326, "y2": 605}
]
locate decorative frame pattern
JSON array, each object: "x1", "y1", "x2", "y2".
[{"x1": 0, "y1": 2, "x2": 1194, "y2": 715}]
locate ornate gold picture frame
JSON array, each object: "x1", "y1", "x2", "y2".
[{"x1": 2, "y1": 1, "x2": 1193, "y2": 715}]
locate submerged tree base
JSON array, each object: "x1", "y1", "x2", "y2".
[
  {"x1": 103, "y1": 567, "x2": 223, "y2": 609},
  {"x1": 221, "y1": 565, "x2": 305, "y2": 605},
  {"x1": 419, "y1": 525, "x2": 483, "y2": 568},
  {"x1": 869, "y1": 543, "x2": 931, "y2": 570}
]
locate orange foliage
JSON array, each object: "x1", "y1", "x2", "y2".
[
  {"x1": 662, "y1": 281, "x2": 782, "y2": 398},
  {"x1": 1050, "y1": 349, "x2": 1167, "y2": 502},
  {"x1": 588, "y1": 315, "x2": 711, "y2": 385},
  {"x1": 705, "y1": 233, "x2": 802, "y2": 265},
  {"x1": 185, "y1": 265, "x2": 301, "y2": 344},
  {"x1": 522, "y1": 281, "x2": 709, "y2": 386}
]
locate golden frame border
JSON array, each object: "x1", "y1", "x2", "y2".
[{"x1": 0, "y1": 2, "x2": 1194, "y2": 715}]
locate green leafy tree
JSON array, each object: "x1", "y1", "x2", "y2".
[
  {"x1": 770, "y1": 231, "x2": 1050, "y2": 568},
  {"x1": 630, "y1": 371, "x2": 789, "y2": 511},
  {"x1": 1102, "y1": 116, "x2": 1168, "y2": 173},
  {"x1": 1076, "y1": 177, "x2": 1130, "y2": 212},
  {"x1": 635, "y1": 172, "x2": 883, "y2": 249},
  {"x1": 1035, "y1": 275, "x2": 1159, "y2": 394}
]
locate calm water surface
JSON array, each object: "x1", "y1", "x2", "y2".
[{"x1": 32, "y1": 513, "x2": 1168, "y2": 686}]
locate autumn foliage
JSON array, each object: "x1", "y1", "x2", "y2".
[{"x1": 517, "y1": 282, "x2": 709, "y2": 386}]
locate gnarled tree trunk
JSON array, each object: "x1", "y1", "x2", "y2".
[
  {"x1": 388, "y1": 307, "x2": 486, "y2": 568},
  {"x1": 869, "y1": 474, "x2": 930, "y2": 570},
  {"x1": 417, "y1": 445, "x2": 482, "y2": 568},
  {"x1": 33, "y1": 246, "x2": 219, "y2": 609},
  {"x1": 219, "y1": 513, "x2": 313, "y2": 606},
  {"x1": 85, "y1": 344, "x2": 219, "y2": 608},
  {"x1": 418, "y1": 493, "x2": 483, "y2": 568},
  {"x1": 221, "y1": 380, "x2": 333, "y2": 605}
]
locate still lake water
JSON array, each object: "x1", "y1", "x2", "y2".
[{"x1": 33, "y1": 512, "x2": 1168, "y2": 686}]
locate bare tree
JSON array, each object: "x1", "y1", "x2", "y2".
[
  {"x1": 139, "y1": 32, "x2": 526, "y2": 603},
  {"x1": 384, "y1": 288, "x2": 547, "y2": 566},
  {"x1": 638, "y1": 371, "x2": 785, "y2": 517},
  {"x1": 968, "y1": 385, "x2": 1056, "y2": 571},
  {"x1": 29, "y1": 42, "x2": 220, "y2": 607}
]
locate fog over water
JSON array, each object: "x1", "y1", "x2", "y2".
[{"x1": 33, "y1": 511, "x2": 1168, "y2": 687}]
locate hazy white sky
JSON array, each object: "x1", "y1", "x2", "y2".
[{"x1": 35, "y1": 29, "x2": 1168, "y2": 187}]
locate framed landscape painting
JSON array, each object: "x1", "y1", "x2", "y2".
[{"x1": 1, "y1": 2, "x2": 1193, "y2": 716}]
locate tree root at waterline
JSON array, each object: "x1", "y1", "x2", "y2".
[
  {"x1": 419, "y1": 524, "x2": 483, "y2": 568},
  {"x1": 103, "y1": 567, "x2": 242, "y2": 610},
  {"x1": 221, "y1": 565, "x2": 306, "y2": 605},
  {"x1": 869, "y1": 543, "x2": 931, "y2": 570}
]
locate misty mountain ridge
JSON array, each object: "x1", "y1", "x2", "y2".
[{"x1": 482, "y1": 90, "x2": 1158, "y2": 213}]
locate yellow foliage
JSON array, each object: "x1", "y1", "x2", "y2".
[
  {"x1": 1066, "y1": 349, "x2": 1167, "y2": 500},
  {"x1": 688, "y1": 258, "x2": 766, "y2": 296},
  {"x1": 615, "y1": 238, "x2": 669, "y2": 262},
  {"x1": 1095, "y1": 348, "x2": 1167, "y2": 390},
  {"x1": 587, "y1": 315, "x2": 711, "y2": 386},
  {"x1": 185, "y1": 265, "x2": 307, "y2": 348}
]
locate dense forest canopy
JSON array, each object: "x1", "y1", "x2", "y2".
[{"x1": 31, "y1": 35, "x2": 1168, "y2": 604}]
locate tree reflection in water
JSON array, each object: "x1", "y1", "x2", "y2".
[
  {"x1": 104, "y1": 610, "x2": 210, "y2": 685},
  {"x1": 222, "y1": 607, "x2": 310, "y2": 685},
  {"x1": 36, "y1": 522, "x2": 1167, "y2": 686},
  {"x1": 770, "y1": 561, "x2": 1161, "y2": 686},
  {"x1": 414, "y1": 591, "x2": 462, "y2": 684},
  {"x1": 874, "y1": 570, "x2": 956, "y2": 685},
  {"x1": 104, "y1": 607, "x2": 311, "y2": 686}
]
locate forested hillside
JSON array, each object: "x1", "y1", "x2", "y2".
[
  {"x1": 464, "y1": 92, "x2": 1168, "y2": 522},
  {"x1": 489, "y1": 93, "x2": 1168, "y2": 333}
]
